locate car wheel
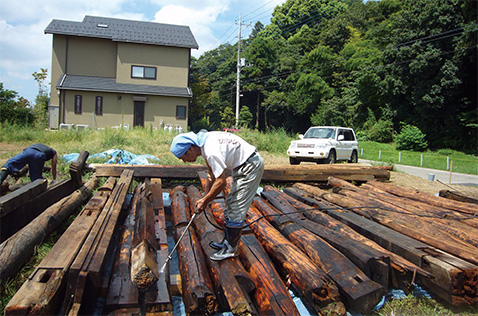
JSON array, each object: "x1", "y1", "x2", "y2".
[
  {"x1": 349, "y1": 150, "x2": 358, "y2": 163},
  {"x1": 325, "y1": 150, "x2": 336, "y2": 164},
  {"x1": 289, "y1": 157, "x2": 300, "y2": 165}
]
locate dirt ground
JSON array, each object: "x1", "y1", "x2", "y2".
[{"x1": 2, "y1": 143, "x2": 477, "y2": 198}]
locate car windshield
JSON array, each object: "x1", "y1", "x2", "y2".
[{"x1": 304, "y1": 128, "x2": 335, "y2": 139}]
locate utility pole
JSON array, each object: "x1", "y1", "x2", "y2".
[{"x1": 235, "y1": 15, "x2": 242, "y2": 128}]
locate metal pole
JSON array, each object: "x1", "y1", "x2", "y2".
[{"x1": 235, "y1": 15, "x2": 242, "y2": 128}]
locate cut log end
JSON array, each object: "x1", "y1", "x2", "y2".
[{"x1": 131, "y1": 267, "x2": 159, "y2": 291}]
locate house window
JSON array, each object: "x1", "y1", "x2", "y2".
[
  {"x1": 131, "y1": 66, "x2": 157, "y2": 79},
  {"x1": 176, "y1": 105, "x2": 187, "y2": 119},
  {"x1": 95, "y1": 96, "x2": 103, "y2": 115},
  {"x1": 74, "y1": 95, "x2": 82, "y2": 114}
]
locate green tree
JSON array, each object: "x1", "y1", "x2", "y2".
[
  {"x1": 0, "y1": 83, "x2": 33, "y2": 125},
  {"x1": 32, "y1": 68, "x2": 50, "y2": 127},
  {"x1": 238, "y1": 105, "x2": 253, "y2": 128},
  {"x1": 220, "y1": 106, "x2": 235, "y2": 129}
]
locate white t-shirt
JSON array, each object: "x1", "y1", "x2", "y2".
[{"x1": 201, "y1": 132, "x2": 256, "y2": 179}]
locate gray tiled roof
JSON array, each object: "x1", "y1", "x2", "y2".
[
  {"x1": 45, "y1": 15, "x2": 198, "y2": 49},
  {"x1": 57, "y1": 74, "x2": 193, "y2": 98}
]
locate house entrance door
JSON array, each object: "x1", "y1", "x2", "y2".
[{"x1": 133, "y1": 101, "x2": 145, "y2": 127}]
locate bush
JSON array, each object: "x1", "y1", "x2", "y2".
[
  {"x1": 369, "y1": 119, "x2": 394, "y2": 143},
  {"x1": 395, "y1": 124, "x2": 428, "y2": 151}
]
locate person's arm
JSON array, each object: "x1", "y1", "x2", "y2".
[
  {"x1": 51, "y1": 153, "x2": 57, "y2": 180},
  {"x1": 196, "y1": 170, "x2": 226, "y2": 213}
]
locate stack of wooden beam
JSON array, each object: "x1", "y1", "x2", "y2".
[
  {"x1": 3, "y1": 162, "x2": 477, "y2": 315},
  {"x1": 286, "y1": 177, "x2": 478, "y2": 306}
]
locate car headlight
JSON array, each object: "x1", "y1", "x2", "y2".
[{"x1": 289, "y1": 142, "x2": 296, "y2": 149}]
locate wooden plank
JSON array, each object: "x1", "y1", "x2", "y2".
[
  {"x1": 105, "y1": 182, "x2": 171, "y2": 314},
  {"x1": 0, "y1": 176, "x2": 99, "y2": 282},
  {"x1": 0, "y1": 179, "x2": 78, "y2": 242},
  {"x1": 439, "y1": 189, "x2": 478, "y2": 204},
  {"x1": 4, "y1": 178, "x2": 114, "y2": 315},
  {"x1": 89, "y1": 163, "x2": 390, "y2": 182},
  {"x1": 66, "y1": 170, "x2": 134, "y2": 316},
  {"x1": 0, "y1": 179, "x2": 47, "y2": 217},
  {"x1": 131, "y1": 191, "x2": 159, "y2": 290},
  {"x1": 151, "y1": 179, "x2": 168, "y2": 248}
]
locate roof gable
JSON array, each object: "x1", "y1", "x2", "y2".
[{"x1": 45, "y1": 15, "x2": 198, "y2": 49}]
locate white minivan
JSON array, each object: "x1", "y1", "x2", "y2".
[{"x1": 287, "y1": 126, "x2": 359, "y2": 165}]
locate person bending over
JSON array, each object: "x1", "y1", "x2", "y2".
[
  {"x1": 170, "y1": 130, "x2": 264, "y2": 261},
  {"x1": 0, "y1": 143, "x2": 57, "y2": 186}
]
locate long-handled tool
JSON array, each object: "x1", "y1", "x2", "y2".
[{"x1": 159, "y1": 212, "x2": 197, "y2": 274}]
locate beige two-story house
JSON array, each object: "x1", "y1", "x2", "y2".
[{"x1": 45, "y1": 16, "x2": 198, "y2": 130}]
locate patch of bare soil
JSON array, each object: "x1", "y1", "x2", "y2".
[
  {"x1": 389, "y1": 171, "x2": 478, "y2": 198},
  {"x1": 0, "y1": 142, "x2": 26, "y2": 165}
]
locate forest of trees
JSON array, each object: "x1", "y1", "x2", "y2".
[{"x1": 188, "y1": 0, "x2": 477, "y2": 152}]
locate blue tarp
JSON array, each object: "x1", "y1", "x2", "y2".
[{"x1": 61, "y1": 149, "x2": 160, "y2": 165}]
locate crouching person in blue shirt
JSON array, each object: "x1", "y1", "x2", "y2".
[{"x1": 0, "y1": 143, "x2": 57, "y2": 186}]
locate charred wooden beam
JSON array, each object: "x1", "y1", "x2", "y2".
[
  {"x1": 292, "y1": 183, "x2": 478, "y2": 306},
  {"x1": 257, "y1": 190, "x2": 384, "y2": 313},
  {"x1": 239, "y1": 234, "x2": 301, "y2": 316},
  {"x1": 4, "y1": 177, "x2": 115, "y2": 315},
  {"x1": 66, "y1": 169, "x2": 133, "y2": 316},
  {"x1": 130, "y1": 193, "x2": 159, "y2": 291},
  {"x1": 90, "y1": 163, "x2": 390, "y2": 181},
  {"x1": 439, "y1": 189, "x2": 478, "y2": 205},
  {"x1": 170, "y1": 187, "x2": 218, "y2": 315},
  {"x1": 0, "y1": 175, "x2": 99, "y2": 283},
  {"x1": 1, "y1": 179, "x2": 78, "y2": 242},
  {"x1": 245, "y1": 204, "x2": 345, "y2": 315},
  {"x1": 105, "y1": 182, "x2": 171, "y2": 314},
  {"x1": 69, "y1": 151, "x2": 89, "y2": 187},
  {"x1": 328, "y1": 182, "x2": 478, "y2": 265},
  {"x1": 367, "y1": 180, "x2": 478, "y2": 216},
  {"x1": 185, "y1": 185, "x2": 258, "y2": 315}
]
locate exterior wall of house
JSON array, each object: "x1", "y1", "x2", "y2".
[
  {"x1": 49, "y1": 35, "x2": 67, "y2": 107},
  {"x1": 62, "y1": 90, "x2": 188, "y2": 131},
  {"x1": 116, "y1": 43, "x2": 189, "y2": 88},
  {"x1": 67, "y1": 37, "x2": 117, "y2": 77},
  {"x1": 48, "y1": 32, "x2": 191, "y2": 129}
]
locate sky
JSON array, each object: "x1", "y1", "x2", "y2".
[{"x1": 0, "y1": 0, "x2": 286, "y2": 104}]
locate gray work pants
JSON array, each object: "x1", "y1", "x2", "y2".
[{"x1": 225, "y1": 152, "x2": 264, "y2": 223}]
